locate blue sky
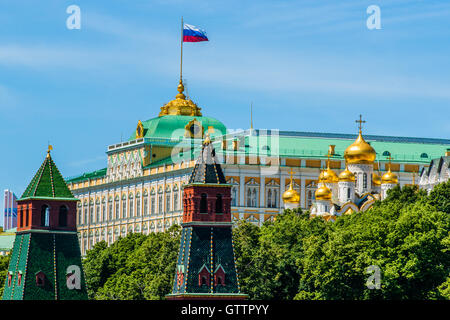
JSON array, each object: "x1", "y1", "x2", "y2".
[{"x1": 0, "y1": 0, "x2": 449, "y2": 211}]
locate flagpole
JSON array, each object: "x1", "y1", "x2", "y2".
[{"x1": 180, "y1": 16, "x2": 183, "y2": 83}]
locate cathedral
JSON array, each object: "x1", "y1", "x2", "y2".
[
  {"x1": 65, "y1": 78, "x2": 450, "y2": 255},
  {"x1": 282, "y1": 119, "x2": 401, "y2": 221}
]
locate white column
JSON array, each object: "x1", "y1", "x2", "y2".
[
  {"x1": 239, "y1": 173, "x2": 245, "y2": 207},
  {"x1": 260, "y1": 176, "x2": 265, "y2": 208}
]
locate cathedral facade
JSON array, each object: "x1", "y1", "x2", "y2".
[
  {"x1": 66, "y1": 80, "x2": 450, "y2": 255},
  {"x1": 282, "y1": 123, "x2": 401, "y2": 221}
]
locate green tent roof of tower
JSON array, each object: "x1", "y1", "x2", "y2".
[{"x1": 20, "y1": 152, "x2": 76, "y2": 201}]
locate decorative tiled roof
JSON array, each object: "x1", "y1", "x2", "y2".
[
  {"x1": 20, "y1": 152, "x2": 76, "y2": 201},
  {"x1": 188, "y1": 140, "x2": 227, "y2": 184}
]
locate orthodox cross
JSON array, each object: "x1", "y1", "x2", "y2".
[
  {"x1": 355, "y1": 114, "x2": 366, "y2": 133},
  {"x1": 386, "y1": 156, "x2": 394, "y2": 171}
]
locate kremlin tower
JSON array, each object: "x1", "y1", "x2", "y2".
[
  {"x1": 166, "y1": 136, "x2": 247, "y2": 300},
  {"x1": 2, "y1": 148, "x2": 88, "y2": 300}
]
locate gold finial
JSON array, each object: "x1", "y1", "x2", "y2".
[
  {"x1": 355, "y1": 114, "x2": 366, "y2": 134},
  {"x1": 47, "y1": 145, "x2": 53, "y2": 158},
  {"x1": 176, "y1": 79, "x2": 186, "y2": 100}
]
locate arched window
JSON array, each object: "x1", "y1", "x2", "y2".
[
  {"x1": 144, "y1": 197, "x2": 148, "y2": 216},
  {"x1": 41, "y1": 205, "x2": 50, "y2": 227},
  {"x1": 217, "y1": 276, "x2": 223, "y2": 286},
  {"x1": 215, "y1": 194, "x2": 223, "y2": 213},
  {"x1": 247, "y1": 189, "x2": 252, "y2": 207},
  {"x1": 115, "y1": 198, "x2": 119, "y2": 219},
  {"x1": 166, "y1": 194, "x2": 171, "y2": 212},
  {"x1": 252, "y1": 189, "x2": 257, "y2": 207},
  {"x1": 96, "y1": 204, "x2": 100, "y2": 223},
  {"x1": 347, "y1": 187, "x2": 351, "y2": 199},
  {"x1": 83, "y1": 207, "x2": 87, "y2": 225},
  {"x1": 102, "y1": 199, "x2": 106, "y2": 222},
  {"x1": 151, "y1": 197, "x2": 155, "y2": 214},
  {"x1": 200, "y1": 193, "x2": 208, "y2": 213},
  {"x1": 108, "y1": 197, "x2": 113, "y2": 221},
  {"x1": 136, "y1": 197, "x2": 141, "y2": 217},
  {"x1": 201, "y1": 276, "x2": 207, "y2": 286},
  {"x1": 267, "y1": 190, "x2": 272, "y2": 208},
  {"x1": 59, "y1": 206, "x2": 68, "y2": 227},
  {"x1": 121, "y1": 197, "x2": 126, "y2": 218},
  {"x1": 158, "y1": 195, "x2": 163, "y2": 213},
  {"x1": 129, "y1": 196, "x2": 134, "y2": 217},
  {"x1": 89, "y1": 206, "x2": 93, "y2": 224},
  {"x1": 174, "y1": 193, "x2": 178, "y2": 211}
]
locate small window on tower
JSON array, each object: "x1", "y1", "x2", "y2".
[
  {"x1": 36, "y1": 271, "x2": 46, "y2": 288},
  {"x1": 200, "y1": 193, "x2": 208, "y2": 213}
]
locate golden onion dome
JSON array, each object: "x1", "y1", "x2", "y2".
[
  {"x1": 282, "y1": 183, "x2": 300, "y2": 204},
  {"x1": 159, "y1": 80, "x2": 202, "y2": 117},
  {"x1": 315, "y1": 184, "x2": 332, "y2": 201},
  {"x1": 382, "y1": 169, "x2": 398, "y2": 185},
  {"x1": 338, "y1": 164, "x2": 355, "y2": 182},
  {"x1": 372, "y1": 172, "x2": 382, "y2": 186},
  {"x1": 344, "y1": 131, "x2": 376, "y2": 164},
  {"x1": 319, "y1": 166, "x2": 339, "y2": 183}
]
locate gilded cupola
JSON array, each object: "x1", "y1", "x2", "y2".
[
  {"x1": 282, "y1": 170, "x2": 300, "y2": 204},
  {"x1": 344, "y1": 115, "x2": 376, "y2": 165},
  {"x1": 382, "y1": 165, "x2": 398, "y2": 185},
  {"x1": 372, "y1": 172, "x2": 382, "y2": 186},
  {"x1": 338, "y1": 163, "x2": 356, "y2": 182},
  {"x1": 315, "y1": 183, "x2": 332, "y2": 201},
  {"x1": 319, "y1": 160, "x2": 339, "y2": 183},
  {"x1": 159, "y1": 80, "x2": 203, "y2": 117}
]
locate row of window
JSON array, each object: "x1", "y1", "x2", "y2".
[
  {"x1": 18, "y1": 205, "x2": 69, "y2": 228},
  {"x1": 78, "y1": 193, "x2": 180, "y2": 225},
  {"x1": 78, "y1": 183, "x2": 319, "y2": 225}
]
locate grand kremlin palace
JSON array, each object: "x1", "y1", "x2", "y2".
[{"x1": 65, "y1": 81, "x2": 450, "y2": 255}]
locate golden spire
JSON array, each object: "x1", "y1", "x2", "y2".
[{"x1": 47, "y1": 145, "x2": 53, "y2": 158}]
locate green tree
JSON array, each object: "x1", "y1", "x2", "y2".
[
  {"x1": 84, "y1": 225, "x2": 180, "y2": 300},
  {"x1": 0, "y1": 255, "x2": 10, "y2": 297},
  {"x1": 295, "y1": 185, "x2": 450, "y2": 300}
]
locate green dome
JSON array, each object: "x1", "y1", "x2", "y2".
[{"x1": 129, "y1": 115, "x2": 227, "y2": 141}]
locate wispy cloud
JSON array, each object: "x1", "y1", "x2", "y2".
[{"x1": 67, "y1": 155, "x2": 105, "y2": 167}]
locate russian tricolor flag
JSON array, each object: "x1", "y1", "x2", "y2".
[{"x1": 183, "y1": 24, "x2": 209, "y2": 42}]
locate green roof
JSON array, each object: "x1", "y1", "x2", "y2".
[
  {"x1": 128, "y1": 115, "x2": 227, "y2": 141},
  {"x1": 66, "y1": 130, "x2": 450, "y2": 184},
  {"x1": 21, "y1": 153, "x2": 76, "y2": 201}
]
